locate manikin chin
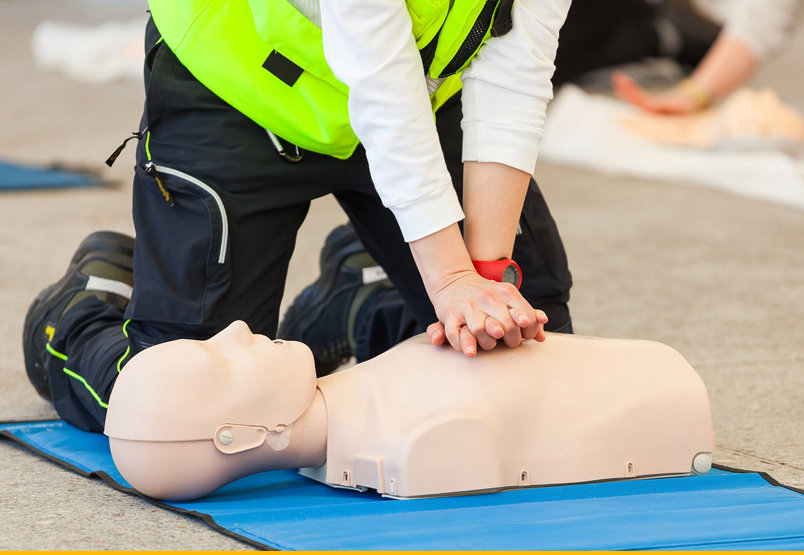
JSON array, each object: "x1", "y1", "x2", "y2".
[{"x1": 104, "y1": 320, "x2": 715, "y2": 501}]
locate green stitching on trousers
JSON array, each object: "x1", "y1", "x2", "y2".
[
  {"x1": 116, "y1": 319, "x2": 132, "y2": 373},
  {"x1": 63, "y1": 368, "x2": 109, "y2": 409},
  {"x1": 145, "y1": 130, "x2": 152, "y2": 161},
  {"x1": 46, "y1": 342, "x2": 68, "y2": 361}
]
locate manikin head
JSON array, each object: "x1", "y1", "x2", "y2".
[{"x1": 105, "y1": 321, "x2": 322, "y2": 500}]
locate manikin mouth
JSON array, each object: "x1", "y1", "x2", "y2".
[{"x1": 273, "y1": 340, "x2": 284, "y2": 345}]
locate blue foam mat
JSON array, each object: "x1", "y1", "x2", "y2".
[
  {"x1": 0, "y1": 161, "x2": 101, "y2": 191},
  {"x1": 3, "y1": 420, "x2": 804, "y2": 551}
]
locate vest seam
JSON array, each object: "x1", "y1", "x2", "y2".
[{"x1": 177, "y1": 1, "x2": 231, "y2": 57}]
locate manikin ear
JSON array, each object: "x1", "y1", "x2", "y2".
[{"x1": 105, "y1": 339, "x2": 318, "y2": 443}]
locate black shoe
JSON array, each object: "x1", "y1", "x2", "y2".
[
  {"x1": 278, "y1": 224, "x2": 392, "y2": 377},
  {"x1": 23, "y1": 231, "x2": 135, "y2": 401}
]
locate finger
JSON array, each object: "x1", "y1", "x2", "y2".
[
  {"x1": 535, "y1": 323, "x2": 546, "y2": 342},
  {"x1": 643, "y1": 97, "x2": 681, "y2": 115},
  {"x1": 460, "y1": 326, "x2": 477, "y2": 357},
  {"x1": 649, "y1": 99, "x2": 696, "y2": 115},
  {"x1": 517, "y1": 309, "x2": 548, "y2": 341},
  {"x1": 612, "y1": 70, "x2": 650, "y2": 109},
  {"x1": 465, "y1": 313, "x2": 497, "y2": 351},
  {"x1": 500, "y1": 312, "x2": 524, "y2": 348},
  {"x1": 485, "y1": 317, "x2": 505, "y2": 340},
  {"x1": 427, "y1": 322, "x2": 446, "y2": 346},
  {"x1": 444, "y1": 316, "x2": 465, "y2": 352},
  {"x1": 494, "y1": 284, "x2": 545, "y2": 333},
  {"x1": 530, "y1": 310, "x2": 549, "y2": 342},
  {"x1": 518, "y1": 316, "x2": 540, "y2": 340},
  {"x1": 473, "y1": 286, "x2": 522, "y2": 336},
  {"x1": 509, "y1": 307, "x2": 535, "y2": 329}
]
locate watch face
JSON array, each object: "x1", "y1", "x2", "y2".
[{"x1": 502, "y1": 264, "x2": 520, "y2": 286}]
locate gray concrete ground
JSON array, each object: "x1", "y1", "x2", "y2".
[{"x1": 1, "y1": 0, "x2": 802, "y2": 550}]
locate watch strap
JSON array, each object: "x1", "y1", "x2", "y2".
[{"x1": 472, "y1": 258, "x2": 522, "y2": 289}]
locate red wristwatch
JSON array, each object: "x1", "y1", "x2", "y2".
[{"x1": 472, "y1": 258, "x2": 522, "y2": 289}]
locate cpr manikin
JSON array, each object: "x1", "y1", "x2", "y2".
[
  {"x1": 621, "y1": 88, "x2": 804, "y2": 151},
  {"x1": 104, "y1": 321, "x2": 715, "y2": 501}
]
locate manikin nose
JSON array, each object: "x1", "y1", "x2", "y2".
[{"x1": 218, "y1": 320, "x2": 253, "y2": 343}]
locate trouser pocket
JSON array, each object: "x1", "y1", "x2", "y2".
[{"x1": 126, "y1": 163, "x2": 231, "y2": 327}]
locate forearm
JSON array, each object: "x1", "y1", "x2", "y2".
[
  {"x1": 458, "y1": 0, "x2": 566, "y2": 257},
  {"x1": 462, "y1": 161, "x2": 530, "y2": 260},
  {"x1": 409, "y1": 223, "x2": 475, "y2": 301},
  {"x1": 691, "y1": 34, "x2": 759, "y2": 101}
]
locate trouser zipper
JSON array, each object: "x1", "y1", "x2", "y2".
[{"x1": 143, "y1": 161, "x2": 174, "y2": 206}]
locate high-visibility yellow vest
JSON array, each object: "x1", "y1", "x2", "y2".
[{"x1": 149, "y1": 0, "x2": 512, "y2": 158}]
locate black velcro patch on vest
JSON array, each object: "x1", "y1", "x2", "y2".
[{"x1": 263, "y1": 50, "x2": 304, "y2": 87}]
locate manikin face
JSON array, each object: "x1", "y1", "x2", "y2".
[
  {"x1": 105, "y1": 320, "x2": 318, "y2": 442},
  {"x1": 200, "y1": 320, "x2": 311, "y2": 380}
]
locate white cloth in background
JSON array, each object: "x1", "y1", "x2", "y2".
[
  {"x1": 690, "y1": 0, "x2": 803, "y2": 59},
  {"x1": 31, "y1": 18, "x2": 147, "y2": 84},
  {"x1": 540, "y1": 86, "x2": 804, "y2": 211},
  {"x1": 319, "y1": 0, "x2": 571, "y2": 241}
]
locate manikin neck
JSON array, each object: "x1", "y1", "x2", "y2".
[{"x1": 268, "y1": 387, "x2": 328, "y2": 470}]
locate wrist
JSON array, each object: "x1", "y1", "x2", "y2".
[
  {"x1": 677, "y1": 77, "x2": 713, "y2": 108},
  {"x1": 409, "y1": 223, "x2": 475, "y2": 298}
]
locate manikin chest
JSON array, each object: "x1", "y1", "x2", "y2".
[{"x1": 300, "y1": 334, "x2": 715, "y2": 498}]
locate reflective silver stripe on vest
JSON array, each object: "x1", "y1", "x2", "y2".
[
  {"x1": 288, "y1": 0, "x2": 321, "y2": 27},
  {"x1": 426, "y1": 75, "x2": 446, "y2": 94}
]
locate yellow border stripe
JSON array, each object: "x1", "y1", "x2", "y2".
[
  {"x1": 63, "y1": 368, "x2": 109, "y2": 409},
  {"x1": 116, "y1": 319, "x2": 132, "y2": 373},
  {"x1": 145, "y1": 130, "x2": 153, "y2": 161},
  {"x1": 46, "y1": 342, "x2": 68, "y2": 361}
]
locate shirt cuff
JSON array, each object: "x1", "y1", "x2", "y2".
[
  {"x1": 388, "y1": 184, "x2": 465, "y2": 242},
  {"x1": 461, "y1": 120, "x2": 544, "y2": 175}
]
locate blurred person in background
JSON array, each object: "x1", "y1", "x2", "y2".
[{"x1": 550, "y1": 0, "x2": 802, "y2": 114}]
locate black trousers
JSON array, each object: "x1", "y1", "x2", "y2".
[
  {"x1": 45, "y1": 19, "x2": 572, "y2": 432},
  {"x1": 553, "y1": 0, "x2": 660, "y2": 87}
]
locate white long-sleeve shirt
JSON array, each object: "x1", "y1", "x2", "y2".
[
  {"x1": 691, "y1": 0, "x2": 803, "y2": 59},
  {"x1": 315, "y1": 0, "x2": 571, "y2": 241}
]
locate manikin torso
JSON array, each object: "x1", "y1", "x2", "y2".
[
  {"x1": 304, "y1": 333, "x2": 713, "y2": 497},
  {"x1": 104, "y1": 322, "x2": 714, "y2": 501}
]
